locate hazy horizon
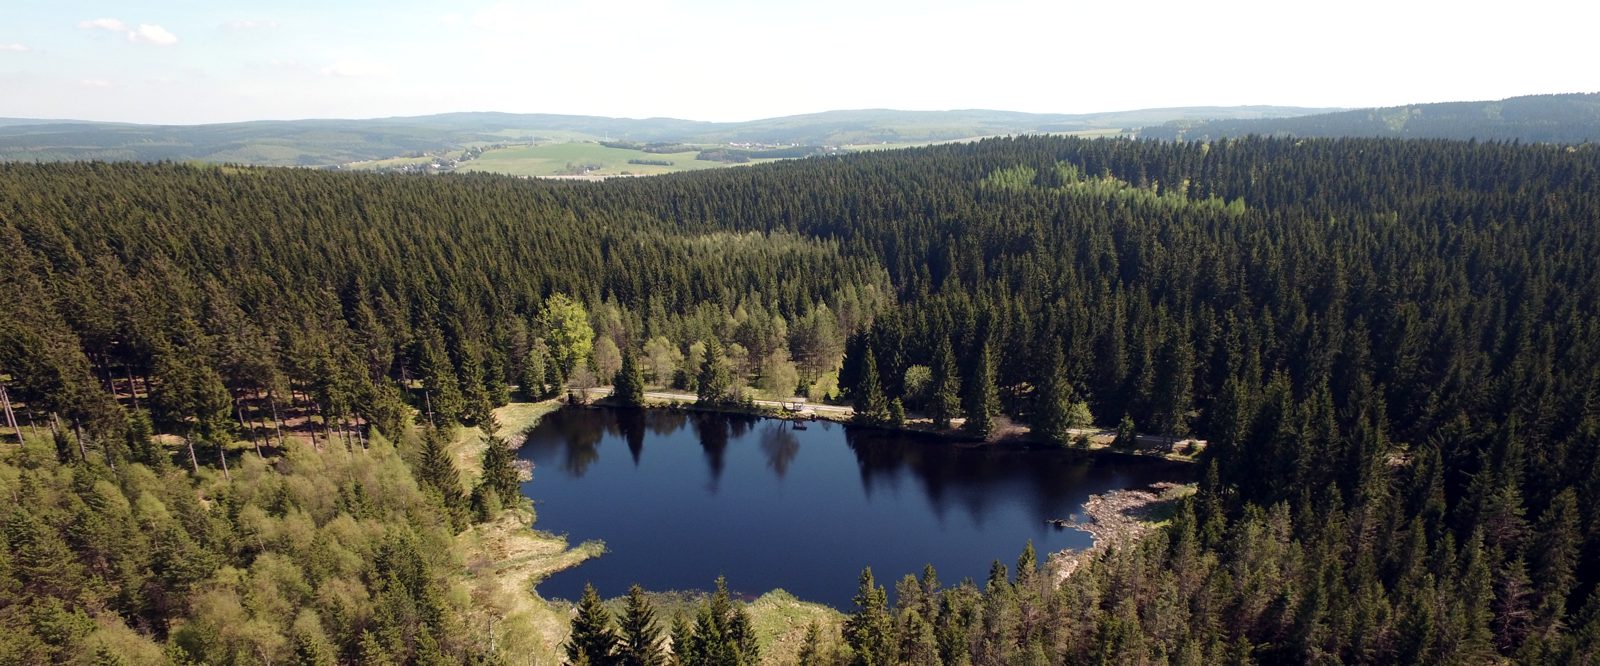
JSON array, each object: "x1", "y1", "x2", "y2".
[{"x1": 4, "y1": 0, "x2": 1598, "y2": 125}]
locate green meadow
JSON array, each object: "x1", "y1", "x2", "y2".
[{"x1": 457, "y1": 142, "x2": 779, "y2": 177}]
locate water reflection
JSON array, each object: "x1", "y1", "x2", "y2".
[
  {"x1": 519, "y1": 407, "x2": 1190, "y2": 608},
  {"x1": 758, "y1": 423, "x2": 800, "y2": 478},
  {"x1": 521, "y1": 407, "x2": 1183, "y2": 529}
]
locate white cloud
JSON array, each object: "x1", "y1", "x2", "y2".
[
  {"x1": 78, "y1": 18, "x2": 128, "y2": 32},
  {"x1": 80, "y1": 79, "x2": 112, "y2": 88},
  {"x1": 128, "y1": 24, "x2": 179, "y2": 46},
  {"x1": 78, "y1": 18, "x2": 178, "y2": 46},
  {"x1": 320, "y1": 59, "x2": 396, "y2": 79},
  {"x1": 223, "y1": 19, "x2": 280, "y2": 30},
  {"x1": 0, "y1": 44, "x2": 29, "y2": 53}
]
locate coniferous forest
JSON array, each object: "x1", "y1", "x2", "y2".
[{"x1": 3, "y1": 136, "x2": 1600, "y2": 663}]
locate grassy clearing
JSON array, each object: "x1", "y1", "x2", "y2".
[
  {"x1": 344, "y1": 153, "x2": 447, "y2": 170},
  {"x1": 456, "y1": 509, "x2": 605, "y2": 665},
  {"x1": 747, "y1": 590, "x2": 848, "y2": 664},
  {"x1": 459, "y1": 142, "x2": 719, "y2": 177},
  {"x1": 458, "y1": 142, "x2": 783, "y2": 177},
  {"x1": 449, "y1": 400, "x2": 562, "y2": 482}
]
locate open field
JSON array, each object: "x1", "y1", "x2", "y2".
[{"x1": 457, "y1": 142, "x2": 782, "y2": 177}]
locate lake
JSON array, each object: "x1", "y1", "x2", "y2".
[{"x1": 518, "y1": 407, "x2": 1189, "y2": 608}]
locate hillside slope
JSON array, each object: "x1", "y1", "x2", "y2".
[{"x1": 1139, "y1": 92, "x2": 1600, "y2": 143}]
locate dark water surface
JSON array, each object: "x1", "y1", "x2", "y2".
[{"x1": 519, "y1": 407, "x2": 1188, "y2": 608}]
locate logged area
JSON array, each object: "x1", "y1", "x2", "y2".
[{"x1": 2, "y1": 136, "x2": 1599, "y2": 663}]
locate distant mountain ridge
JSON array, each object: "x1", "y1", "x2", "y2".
[
  {"x1": 0, "y1": 106, "x2": 1334, "y2": 167},
  {"x1": 1138, "y1": 93, "x2": 1600, "y2": 143}
]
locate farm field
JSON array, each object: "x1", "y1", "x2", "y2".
[{"x1": 456, "y1": 141, "x2": 781, "y2": 177}]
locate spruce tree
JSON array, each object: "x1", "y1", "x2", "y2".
[
  {"x1": 797, "y1": 622, "x2": 827, "y2": 666},
  {"x1": 417, "y1": 425, "x2": 467, "y2": 528},
  {"x1": 843, "y1": 567, "x2": 895, "y2": 665},
  {"x1": 615, "y1": 348, "x2": 646, "y2": 407},
  {"x1": 1035, "y1": 349, "x2": 1078, "y2": 446},
  {"x1": 476, "y1": 414, "x2": 520, "y2": 515},
  {"x1": 1113, "y1": 414, "x2": 1138, "y2": 449},
  {"x1": 853, "y1": 351, "x2": 889, "y2": 425},
  {"x1": 566, "y1": 583, "x2": 619, "y2": 666},
  {"x1": 962, "y1": 338, "x2": 998, "y2": 438},
  {"x1": 618, "y1": 584, "x2": 666, "y2": 666},
  {"x1": 930, "y1": 337, "x2": 961, "y2": 429},
  {"x1": 683, "y1": 577, "x2": 759, "y2": 666},
  {"x1": 696, "y1": 338, "x2": 732, "y2": 406}
]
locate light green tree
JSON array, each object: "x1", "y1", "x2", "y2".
[{"x1": 541, "y1": 294, "x2": 594, "y2": 378}]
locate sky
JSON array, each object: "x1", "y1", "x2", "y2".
[{"x1": 1, "y1": 0, "x2": 1596, "y2": 125}]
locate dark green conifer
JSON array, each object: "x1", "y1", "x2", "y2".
[
  {"x1": 962, "y1": 338, "x2": 998, "y2": 438},
  {"x1": 476, "y1": 414, "x2": 520, "y2": 518},
  {"x1": 615, "y1": 349, "x2": 646, "y2": 407},
  {"x1": 843, "y1": 567, "x2": 894, "y2": 665},
  {"x1": 417, "y1": 425, "x2": 467, "y2": 528},
  {"x1": 853, "y1": 349, "x2": 890, "y2": 425},
  {"x1": 696, "y1": 338, "x2": 732, "y2": 406},
  {"x1": 929, "y1": 337, "x2": 962, "y2": 430},
  {"x1": 618, "y1": 584, "x2": 666, "y2": 666},
  {"x1": 566, "y1": 583, "x2": 619, "y2": 666}
]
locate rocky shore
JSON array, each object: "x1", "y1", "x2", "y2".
[{"x1": 1047, "y1": 481, "x2": 1188, "y2": 583}]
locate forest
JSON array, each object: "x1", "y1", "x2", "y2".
[
  {"x1": 1140, "y1": 92, "x2": 1600, "y2": 144},
  {"x1": 2, "y1": 135, "x2": 1599, "y2": 663}
]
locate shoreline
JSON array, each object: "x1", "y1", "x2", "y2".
[
  {"x1": 568, "y1": 389, "x2": 1203, "y2": 464},
  {"x1": 1047, "y1": 481, "x2": 1190, "y2": 583}
]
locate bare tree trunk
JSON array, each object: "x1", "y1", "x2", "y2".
[
  {"x1": 73, "y1": 420, "x2": 89, "y2": 462},
  {"x1": 265, "y1": 388, "x2": 285, "y2": 447},
  {"x1": 100, "y1": 355, "x2": 117, "y2": 398},
  {"x1": 217, "y1": 441, "x2": 231, "y2": 481},
  {"x1": 424, "y1": 389, "x2": 436, "y2": 428},
  {"x1": 185, "y1": 435, "x2": 200, "y2": 474},
  {"x1": 0, "y1": 384, "x2": 19, "y2": 442},
  {"x1": 356, "y1": 417, "x2": 367, "y2": 449},
  {"x1": 126, "y1": 365, "x2": 140, "y2": 409},
  {"x1": 236, "y1": 395, "x2": 263, "y2": 459}
]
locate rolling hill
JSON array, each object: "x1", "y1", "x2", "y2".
[
  {"x1": 1138, "y1": 93, "x2": 1600, "y2": 143},
  {"x1": 0, "y1": 106, "x2": 1333, "y2": 168}
]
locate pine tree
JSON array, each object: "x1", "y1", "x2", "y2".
[
  {"x1": 683, "y1": 577, "x2": 759, "y2": 666},
  {"x1": 415, "y1": 328, "x2": 465, "y2": 425},
  {"x1": 843, "y1": 567, "x2": 895, "y2": 666},
  {"x1": 929, "y1": 337, "x2": 962, "y2": 430},
  {"x1": 670, "y1": 613, "x2": 695, "y2": 665},
  {"x1": 1150, "y1": 326, "x2": 1195, "y2": 437},
  {"x1": 962, "y1": 338, "x2": 998, "y2": 438},
  {"x1": 567, "y1": 583, "x2": 620, "y2": 666},
  {"x1": 696, "y1": 338, "x2": 732, "y2": 406},
  {"x1": 1112, "y1": 414, "x2": 1138, "y2": 449},
  {"x1": 797, "y1": 622, "x2": 828, "y2": 666},
  {"x1": 417, "y1": 425, "x2": 467, "y2": 528},
  {"x1": 618, "y1": 584, "x2": 667, "y2": 666},
  {"x1": 476, "y1": 414, "x2": 520, "y2": 515},
  {"x1": 615, "y1": 348, "x2": 646, "y2": 407},
  {"x1": 852, "y1": 349, "x2": 890, "y2": 425},
  {"x1": 1034, "y1": 349, "x2": 1089, "y2": 446}
]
